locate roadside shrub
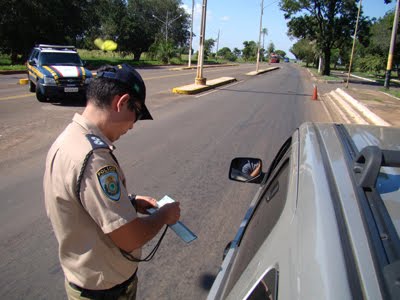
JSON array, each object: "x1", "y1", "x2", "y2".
[{"x1": 356, "y1": 54, "x2": 385, "y2": 74}]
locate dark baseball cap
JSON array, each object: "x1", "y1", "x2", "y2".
[{"x1": 96, "y1": 64, "x2": 153, "y2": 120}]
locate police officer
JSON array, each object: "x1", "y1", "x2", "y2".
[{"x1": 43, "y1": 64, "x2": 180, "y2": 299}]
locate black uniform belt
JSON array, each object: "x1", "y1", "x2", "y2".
[{"x1": 69, "y1": 268, "x2": 137, "y2": 299}]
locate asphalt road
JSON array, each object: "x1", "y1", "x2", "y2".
[{"x1": 0, "y1": 63, "x2": 331, "y2": 299}]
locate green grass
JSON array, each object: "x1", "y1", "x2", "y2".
[
  {"x1": 306, "y1": 66, "x2": 343, "y2": 82},
  {"x1": 0, "y1": 54, "x2": 25, "y2": 71},
  {"x1": 379, "y1": 88, "x2": 400, "y2": 99},
  {"x1": 0, "y1": 50, "x2": 233, "y2": 71}
]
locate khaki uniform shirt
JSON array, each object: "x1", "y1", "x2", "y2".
[{"x1": 44, "y1": 113, "x2": 140, "y2": 290}]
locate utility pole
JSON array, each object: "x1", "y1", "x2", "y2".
[
  {"x1": 195, "y1": 0, "x2": 207, "y2": 85},
  {"x1": 152, "y1": 12, "x2": 182, "y2": 43},
  {"x1": 188, "y1": 0, "x2": 194, "y2": 68},
  {"x1": 256, "y1": 0, "x2": 264, "y2": 73},
  {"x1": 384, "y1": 0, "x2": 400, "y2": 89},
  {"x1": 216, "y1": 29, "x2": 220, "y2": 61},
  {"x1": 345, "y1": 0, "x2": 362, "y2": 88}
]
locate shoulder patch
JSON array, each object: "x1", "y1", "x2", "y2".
[
  {"x1": 97, "y1": 166, "x2": 121, "y2": 201},
  {"x1": 86, "y1": 134, "x2": 109, "y2": 150}
]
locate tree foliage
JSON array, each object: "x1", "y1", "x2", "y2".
[
  {"x1": 217, "y1": 47, "x2": 237, "y2": 61},
  {"x1": 280, "y1": 0, "x2": 361, "y2": 75},
  {"x1": 204, "y1": 38, "x2": 216, "y2": 58},
  {"x1": 275, "y1": 50, "x2": 286, "y2": 58},
  {"x1": 0, "y1": 0, "x2": 97, "y2": 62},
  {"x1": 148, "y1": 39, "x2": 178, "y2": 64},
  {"x1": 290, "y1": 39, "x2": 317, "y2": 67},
  {"x1": 0, "y1": 0, "x2": 190, "y2": 63},
  {"x1": 242, "y1": 41, "x2": 257, "y2": 61}
]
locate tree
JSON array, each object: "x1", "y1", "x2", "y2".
[
  {"x1": 267, "y1": 42, "x2": 275, "y2": 56},
  {"x1": 0, "y1": 0, "x2": 97, "y2": 63},
  {"x1": 0, "y1": 0, "x2": 190, "y2": 63},
  {"x1": 275, "y1": 50, "x2": 286, "y2": 58},
  {"x1": 233, "y1": 48, "x2": 242, "y2": 58},
  {"x1": 367, "y1": 11, "x2": 400, "y2": 74},
  {"x1": 204, "y1": 38, "x2": 216, "y2": 58},
  {"x1": 217, "y1": 47, "x2": 237, "y2": 61},
  {"x1": 280, "y1": 0, "x2": 361, "y2": 75},
  {"x1": 356, "y1": 54, "x2": 386, "y2": 74},
  {"x1": 290, "y1": 39, "x2": 317, "y2": 67},
  {"x1": 262, "y1": 28, "x2": 268, "y2": 49},
  {"x1": 242, "y1": 41, "x2": 257, "y2": 61},
  {"x1": 148, "y1": 39, "x2": 178, "y2": 64},
  {"x1": 121, "y1": 0, "x2": 190, "y2": 60}
]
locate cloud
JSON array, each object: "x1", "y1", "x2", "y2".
[{"x1": 220, "y1": 16, "x2": 230, "y2": 22}]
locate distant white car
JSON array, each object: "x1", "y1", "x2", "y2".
[{"x1": 208, "y1": 122, "x2": 400, "y2": 300}]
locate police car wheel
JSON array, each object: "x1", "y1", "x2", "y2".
[
  {"x1": 29, "y1": 80, "x2": 35, "y2": 93},
  {"x1": 35, "y1": 85, "x2": 46, "y2": 102}
]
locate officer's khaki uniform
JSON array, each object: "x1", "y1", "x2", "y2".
[{"x1": 44, "y1": 113, "x2": 141, "y2": 295}]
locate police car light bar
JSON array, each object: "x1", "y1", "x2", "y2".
[{"x1": 36, "y1": 44, "x2": 76, "y2": 51}]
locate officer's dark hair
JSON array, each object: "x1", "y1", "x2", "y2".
[{"x1": 86, "y1": 65, "x2": 138, "y2": 109}]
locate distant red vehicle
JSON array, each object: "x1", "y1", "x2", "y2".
[{"x1": 269, "y1": 54, "x2": 280, "y2": 63}]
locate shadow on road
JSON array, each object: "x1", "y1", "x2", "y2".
[
  {"x1": 218, "y1": 87, "x2": 311, "y2": 97},
  {"x1": 199, "y1": 273, "x2": 216, "y2": 291}
]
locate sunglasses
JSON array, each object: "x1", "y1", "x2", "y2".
[{"x1": 128, "y1": 101, "x2": 143, "y2": 123}]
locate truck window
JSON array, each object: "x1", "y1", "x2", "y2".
[{"x1": 225, "y1": 145, "x2": 291, "y2": 292}]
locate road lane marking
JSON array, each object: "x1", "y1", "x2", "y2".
[
  {"x1": 195, "y1": 80, "x2": 244, "y2": 98},
  {"x1": 143, "y1": 65, "x2": 250, "y2": 81},
  {"x1": 2, "y1": 66, "x2": 253, "y2": 101},
  {"x1": 0, "y1": 93, "x2": 32, "y2": 101}
]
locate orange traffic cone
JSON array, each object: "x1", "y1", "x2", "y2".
[{"x1": 312, "y1": 85, "x2": 318, "y2": 100}]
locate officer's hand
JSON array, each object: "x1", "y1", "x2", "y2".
[
  {"x1": 158, "y1": 202, "x2": 181, "y2": 225},
  {"x1": 135, "y1": 195, "x2": 158, "y2": 214}
]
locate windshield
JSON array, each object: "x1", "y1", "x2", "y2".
[{"x1": 39, "y1": 52, "x2": 83, "y2": 66}]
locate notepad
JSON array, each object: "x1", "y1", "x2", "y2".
[{"x1": 147, "y1": 195, "x2": 197, "y2": 243}]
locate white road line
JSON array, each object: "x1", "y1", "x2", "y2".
[{"x1": 195, "y1": 80, "x2": 244, "y2": 98}]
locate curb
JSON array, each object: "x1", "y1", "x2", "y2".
[
  {"x1": 335, "y1": 88, "x2": 390, "y2": 126},
  {"x1": 172, "y1": 77, "x2": 236, "y2": 95},
  {"x1": 325, "y1": 88, "x2": 391, "y2": 126},
  {"x1": 328, "y1": 90, "x2": 369, "y2": 125},
  {"x1": 246, "y1": 66, "x2": 279, "y2": 76},
  {"x1": 0, "y1": 70, "x2": 26, "y2": 75},
  {"x1": 19, "y1": 78, "x2": 28, "y2": 85}
]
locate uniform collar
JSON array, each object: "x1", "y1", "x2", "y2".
[{"x1": 72, "y1": 113, "x2": 116, "y2": 150}]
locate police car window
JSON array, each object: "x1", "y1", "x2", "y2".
[
  {"x1": 247, "y1": 268, "x2": 278, "y2": 300},
  {"x1": 225, "y1": 155, "x2": 290, "y2": 292},
  {"x1": 32, "y1": 50, "x2": 39, "y2": 62},
  {"x1": 39, "y1": 53, "x2": 82, "y2": 65}
]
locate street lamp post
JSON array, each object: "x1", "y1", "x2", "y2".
[
  {"x1": 345, "y1": 0, "x2": 362, "y2": 88},
  {"x1": 195, "y1": 0, "x2": 207, "y2": 85},
  {"x1": 152, "y1": 12, "x2": 182, "y2": 42},
  {"x1": 256, "y1": 0, "x2": 264, "y2": 73},
  {"x1": 188, "y1": 0, "x2": 194, "y2": 68}
]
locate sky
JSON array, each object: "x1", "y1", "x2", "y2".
[{"x1": 180, "y1": 0, "x2": 397, "y2": 59}]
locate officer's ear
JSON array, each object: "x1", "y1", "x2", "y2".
[{"x1": 113, "y1": 93, "x2": 130, "y2": 112}]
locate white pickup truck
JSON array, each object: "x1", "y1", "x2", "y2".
[{"x1": 208, "y1": 122, "x2": 400, "y2": 300}]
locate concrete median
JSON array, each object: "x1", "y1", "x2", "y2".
[
  {"x1": 172, "y1": 77, "x2": 236, "y2": 95},
  {"x1": 246, "y1": 66, "x2": 280, "y2": 76}
]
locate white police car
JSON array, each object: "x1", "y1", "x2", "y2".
[
  {"x1": 208, "y1": 122, "x2": 400, "y2": 300},
  {"x1": 26, "y1": 44, "x2": 92, "y2": 102}
]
